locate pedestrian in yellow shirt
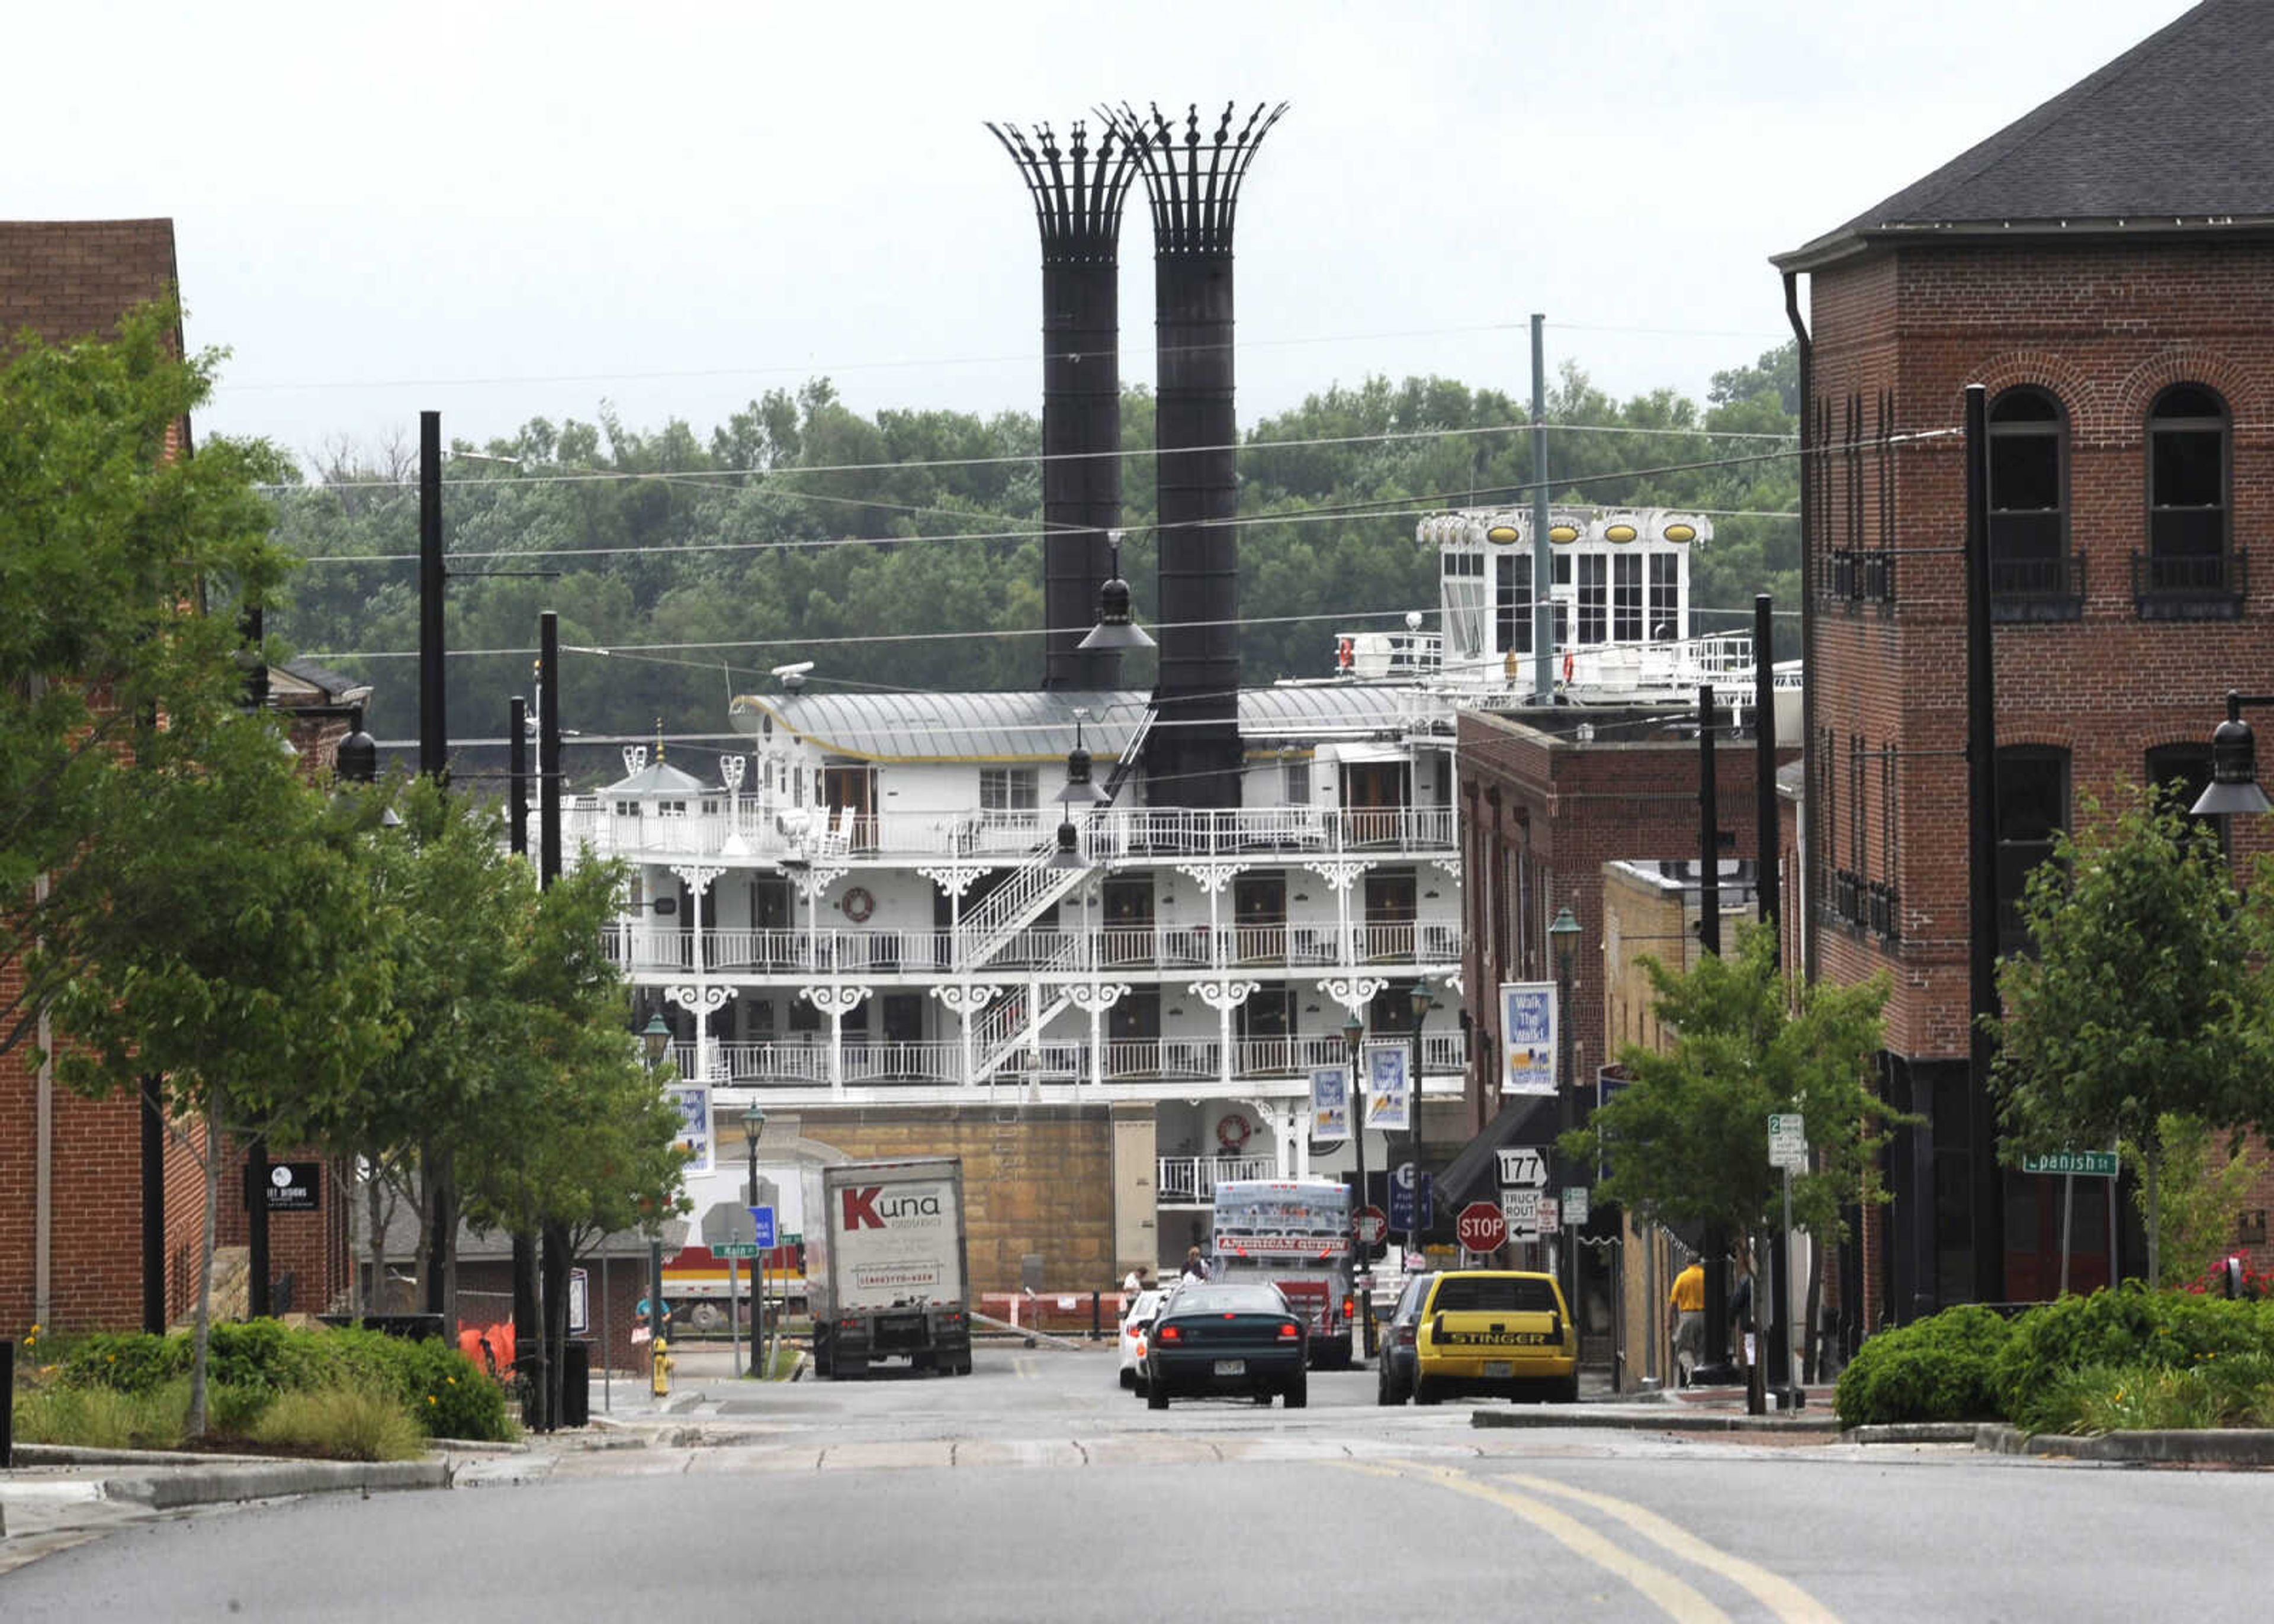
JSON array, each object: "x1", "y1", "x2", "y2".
[{"x1": 1668, "y1": 1259, "x2": 1705, "y2": 1387}]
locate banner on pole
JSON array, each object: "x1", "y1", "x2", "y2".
[
  {"x1": 1310, "y1": 1065, "x2": 1351, "y2": 1141},
  {"x1": 669, "y1": 1084, "x2": 712, "y2": 1174},
  {"x1": 1364, "y1": 1044, "x2": 1410, "y2": 1132},
  {"x1": 1501, "y1": 982, "x2": 1557, "y2": 1096}
]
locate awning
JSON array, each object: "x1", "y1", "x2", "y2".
[
  {"x1": 1321, "y1": 741, "x2": 1408, "y2": 765},
  {"x1": 1432, "y1": 1095, "x2": 1559, "y2": 1212}
]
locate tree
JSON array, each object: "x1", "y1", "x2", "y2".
[
  {"x1": 1559, "y1": 922, "x2": 1897, "y2": 1255},
  {"x1": 36, "y1": 710, "x2": 403, "y2": 1433},
  {"x1": 0, "y1": 300, "x2": 294, "y2": 1057},
  {"x1": 2121, "y1": 1112, "x2": 2261, "y2": 1288},
  {"x1": 1990, "y1": 792, "x2": 2262, "y2": 1288}
]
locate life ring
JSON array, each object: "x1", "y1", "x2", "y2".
[
  {"x1": 1337, "y1": 638, "x2": 1354, "y2": 670},
  {"x1": 840, "y1": 885, "x2": 875, "y2": 924},
  {"x1": 1561, "y1": 650, "x2": 1575, "y2": 683},
  {"x1": 1216, "y1": 1112, "x2": 1252, "y2": 1152}
]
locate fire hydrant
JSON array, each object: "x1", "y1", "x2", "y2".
[{"x1": 650, "y1": 1336, "x2": 674, "y2": 1397}]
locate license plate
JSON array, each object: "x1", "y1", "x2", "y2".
[
  {"x1": 1213, "y1": 1359, "x2": 1245, "y2": 1376},
  {"x1": 1485, "y1": 1361, "x2": 1512, "y2": 1379}
]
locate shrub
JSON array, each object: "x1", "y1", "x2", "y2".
[
  {"x1": 1993, "y1": 1285, "x2": 2274, "y2": 1431},
  {"x1": 253, "y1": 1384, "x2": 425, "y2": 1462},
  {"x1": 2032, "y1": 1353, "x2": 2274, "y2": 1434},
  {"x1": 12, "y1": 1381, "x2": 186, "y2": 1449},
  {"x1": 61, "y1": 1330, "x2": 185, "y2": 1394},
  {"x1": 317, "y1": 1327, "x2": 515, "y2": 1441},
  {"x1": 1835, "y1": 1304, "x2": 2013, "y2": 1428}
]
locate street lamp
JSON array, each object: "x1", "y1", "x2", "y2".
[
  {"x1": 1344, "y1": 1012, "x2": 1374, "y2": 1358},
  {"x1": 1406, "y1": 982, "x2": 1434, "y2": 1267},
  {"x1": 1549, "y1": 907, "x2": 1581, "y2": 1307},
  {"x1": 2190, "y1": 690, "x2": 2274, "y2": 816},
  {"x1": 742, "y1": 1107, "x2": 767, "y2": 1377},
  {"x1": 1077, "y1": 531, "x2": 1155, "y2": 652}
]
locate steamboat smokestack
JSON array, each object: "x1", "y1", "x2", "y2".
[
  {"x1": 990, "y1": 116, "x2": 1144, "y2": 690},
  {"x1": 1112, "y1": 101, "x2": 1286, "y2": 808}
]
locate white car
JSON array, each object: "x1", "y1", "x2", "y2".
[{"x1": 1118, "y1": 1288, "x2": 1170, "y2": 1389}]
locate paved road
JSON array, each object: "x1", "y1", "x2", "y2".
[{"x1": 5, "y1": 1343, "x2": 2271, "y2": 1622}]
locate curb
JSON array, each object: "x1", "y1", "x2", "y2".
[
  {"x1": 1470, "y1": 1406, "x2": 1840, "y2": 1435},
  {"x1": 1844, "y1": 1422, "x2": 1989, "y2": 1446},
  {"x1": 1977, "y1": 1424, "x2": 2274, "y2": 1467},
  {"x1": 102, "y1": 1456, "x2": 451, "y2": 1510}
]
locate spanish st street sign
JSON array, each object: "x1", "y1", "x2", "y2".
[{"x1": 2021, "y1": 1150, "x2": 2119, "y2": 1178}]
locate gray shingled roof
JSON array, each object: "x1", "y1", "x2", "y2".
[{"x1": 1777, "y1": 1, "x2": 2274, "y2": 271}]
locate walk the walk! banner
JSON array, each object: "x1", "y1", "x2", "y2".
[
  {"x1": 1364, "y1": 1043, "x2": 1410, "y2": 1132},
  {"x1": 1501, "y1": 982, "x2": 1558, "y2": 1096},
  {"x1": 1309, "y1": 1064, "x2": 1351, "y2": 1141}
]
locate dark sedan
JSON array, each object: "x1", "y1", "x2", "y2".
[
  {"x1": 1375, "y1": 1269, "x2": 1438, "y2": 1406},
  {"x1": 1144, "y1": 1282, "x2": 1308, "y2": 1408}
]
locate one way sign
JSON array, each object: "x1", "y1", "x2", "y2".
[{"x1": 1497, "y1": 1147, "x2": 1547, "y2": 1188}]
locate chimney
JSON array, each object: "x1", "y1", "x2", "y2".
[
  {"x1": 990, "y1": 117, "x2": 1144, "y2": 690},
  {"x1": 1113, "y1": 101, "x2": 1286, "y2": 809}
]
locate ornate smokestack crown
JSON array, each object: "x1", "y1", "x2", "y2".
[
  {"x1": 1104, "y1": 101, "x2": 1288, "y2": 257},
  {"x1": 987, "y1": 117, "x2": 1147, "y2": 266}
]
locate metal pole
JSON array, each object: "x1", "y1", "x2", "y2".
[
  {"x1": 602, "y1": 1249, "x2": 611, "y2": 1413},
  {"x1": 1406, "y1": 1012, "x2": 1424, "y2": 1264},
  {"x1": 418, "y1": 411, "x2": 446, "y2": 785},
  {"x1": 1349, "y1": 1040, "x2": 1374, "y2": 1358},
  {"x1": 648, "y1": 1235, "x2": 664, "y2": 1346},
  {"x1": 729, "y1": 1256, "x2": 741, "y2": 1379},
  {"x1": 1698, "y1": 683, "x2": 1720, "y2": 956},
  {"x1": 2059, "y1": 1173, "x2": 2075, "y2": 1297},
  {"x1": 1556, "y1": 953, "x2": 1576, "y2": 1321},
  {"x1": 141, "y1": 1075, "x2": 166, "y2": 1334},
  {"x1": 748, "y1": 1130, "x2": 764, "y2": 1377},
  {"x1": 1964, "y1": 381, "x2": 2006, "y2": 1305},
  {"x1": 1530, "y1": 313, "x2": 1554, "y2": 702},
  {"x1": 1782, "y1": 1168, "x2": 1798, "y2": 1407}
]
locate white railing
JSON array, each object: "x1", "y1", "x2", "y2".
[
  {"x1": 675, "y1": 1032, "x2": 1469, "y2": 1090},
  {"x1": 1157, "y1": 1154, "x2": 1281, "y2": 1202},
  {"x1": 570, "y1": 800, "x2": 1457, "y2": 868}
]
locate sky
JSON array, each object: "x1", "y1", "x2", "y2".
[{"x1": 6, "y1": 0, "x2": 2200, "y2": 467}]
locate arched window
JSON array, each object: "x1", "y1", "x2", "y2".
[
  {"x1": 1988, "y1": 389, "x2": 2066, "y2": 591},
  {"x1": 2147, "y1": 384, "x2": 2230, "y2": 560}
]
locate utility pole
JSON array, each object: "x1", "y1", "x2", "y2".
[
  {"x1": 1756, "y1": 594, "x2": 1793, "y2": 1398},
  {"x1": 508, "y1": 694, "x2": 540, "y2": 1427},
  {"x1": 418, "y1": 411, "x2": 455, "y2": 1326},
  {"x1": 1698, "y1": 684, "x2": 1730, "y2": 1378},
  {"x1": 1531, "y1": 313, "x2": 1554, "y2": 702},
  {"x1": 538, "y1": 613, "x2": 571, "y2": 1430},
  {"x1": 242, "y1": 604, "x2": 271, "y2": 1321}
]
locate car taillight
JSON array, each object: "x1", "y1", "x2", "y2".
[
  {"x1": 1159, "y1": 1324, "x2": 1182, "y2": 1342},
  {"x1": 1342, "y1": 1296, "x2": 1355, "y2": 1320},
  {"x1": 1277, "y1": 1321, "x2": 1300, "y2": 1340},
  {"x1": 1397, "y1": 1325, "x2": 1416, "y2": 1346}
]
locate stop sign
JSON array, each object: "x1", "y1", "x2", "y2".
[
  {"x1": 1457, "y1": 1200, "x2": 1507, "y2": 1252},
  {"x1": 1354, "y1": 1205, "x2": 1387, "y2": 1246}
]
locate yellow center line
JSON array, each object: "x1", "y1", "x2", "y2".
[
  {"x1": 1338, "y1": 1462, "x2": 1730, "y2": 1624},
  {"x1": 1507, "y1": 1474, "x2": 1842, "y2": 1624}
]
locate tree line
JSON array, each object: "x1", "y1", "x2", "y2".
[{"x1": 264, "y1": 348, "x2": 1800, "y2": 786}]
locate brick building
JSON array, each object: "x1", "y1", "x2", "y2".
[
  {"x1": 1772, "y1": 0, "x2": 2274, "y2": 1323},
  {"x1": 0, "y1": 220, "x2": 361, "y2": 1336}
]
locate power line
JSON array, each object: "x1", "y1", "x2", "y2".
[{"x1": 263, "y1": 414, "x2": 1801, "y2": 496}]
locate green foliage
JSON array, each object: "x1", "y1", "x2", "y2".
[
  {"x1": 2122, "y1": 1114, "x2": 2262, "y2": 1287},
  {"x1": 1991, "y1": 1285, "x2": 2274, "y2": 1432},
  {"x1": 1833, "y1": 1304, "x2": 2013, "y2": 1427},
  {"x1": 53, "y1": 1321, "x2": 513, "y2": 1443},
  {"x1": 1562, "y1": 920, "x2": 1898, "y2": 1246},
  {"x1": 252, "y1": 1383, "x2": 427, "y2": 1461},
  {"x1": 1992, "y1": 791, "x2": 2267, "y2": 1287},
  {"x1": 266, "y1": 348, "x2": 1800, "y2": 783},
  {"x1": 2032, "y1": 1356, "x2": 2274, "y2": 1435},
  {"x1": 11, "y1": 1382, "x2": 184, "y2": 1450}
]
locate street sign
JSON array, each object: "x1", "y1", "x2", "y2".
[
  {"x1": 1388, "y1": 1168, "x2": 1433, "y2": 1232},
  {"x1": 701, "y1": 1201, "x2": 757, "y2": 1248},
  {"x1": 1539, "y1": 1196, "x2": 1561, "y2": 1236},
  {"x1": 2021, "y1": 1150, "x2": 2120, "y2": 1178},
  {"x1": 1354, "y1": 1205, "x2": 1387, "y2": 1246},
  {"x1": 1562, "y1": 1186, "x2": 1590, "y2": 1228},
  {"x1": 749, "y1": 1205, "x2": 778, "y2": 1249},
  {"x1": 1496, "y1": 1146, "x2": 1548, "y2": 1188},
  {"x1": 568, "y1": 1268, "x2": 589, "y2": 1334},
  {"x1": 1456, "y1": 1200, "x2": 1507, "y2": 1253},
  {"x1": 714, "y1": 1242, "x2": 762, "y2": 1259},
  {"x1": 1768, "y1": 1112, "x2": 1807, "y2": 1171},
  {"x1": 1502, "y1": 1187, "x2": 1541, "y2": 1241}
]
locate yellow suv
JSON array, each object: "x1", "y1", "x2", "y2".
[{"x1": 1411, "y1": 1269, "x2": 1578, "y2": 1405}]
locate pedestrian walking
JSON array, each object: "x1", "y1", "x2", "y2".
[
  {"x1": 1667, "y1": 1258, "x2": 1704, "y2": 1387},
  {"x1": 1180, "y1": 1246, "x2": 1210, "y2": 1282}
]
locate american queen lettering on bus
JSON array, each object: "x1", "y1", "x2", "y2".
[{"x1": 1501, "y1": 982, "x2": 1557, "y2": 1096}]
